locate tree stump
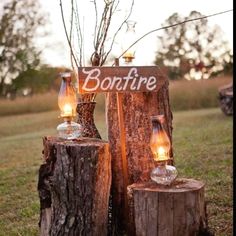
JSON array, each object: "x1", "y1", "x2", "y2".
[
  {"x1": 218, "y1": 82, "x2": 233, "y2": 116},
  {"x1": 38, "y1": 136, "x2": 111, "y2": 236},
  {"x1": 127, "y1": 178, "x2": 209, "y2": 236},
  {"x1": 106, "y1": 74, "x2": 173, "y2": 233}
]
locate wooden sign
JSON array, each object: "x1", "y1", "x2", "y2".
[{"x1": 78, "y1": 66, "x2": 167, "y2": 93}]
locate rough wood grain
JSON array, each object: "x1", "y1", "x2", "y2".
[
  {"x1": 218, "y1": 82, "x2": 233, "y2": 116},
  {"x1": 106, "y1": 77, "x2": 173, "y2": 234},
  {"x1": 38, "y1": 136, "x2": 111, "y2": 236},
  {"x1": 78, "y1": 66, "x2": 167, "y2": 93},
  {"x1": 127, "y1": 178, "x2": 209, "y2": 236},
  {"x1": 76, "y1": 102, "x2": 101, "y2": 139}
]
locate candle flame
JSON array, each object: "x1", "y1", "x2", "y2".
[
  {"x1": 158, "y1": 146, "x2": 165, "y2": 155},
  {"x1": 152, "y1": 146, "x2": 168, "y2": 162},
  {"x1": 63, "y1": 104, "x2": 73, "y2": 116},
  {"x1": 157, "y1": 146, "x2": 167, "y2": 161},
  {"x1": 123, "y1": 51, "x2": 134, "y2": 58}
]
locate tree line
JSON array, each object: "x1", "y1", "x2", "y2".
[{"x1": 0, "y1": 0, "x2": 233, "y2": 98}]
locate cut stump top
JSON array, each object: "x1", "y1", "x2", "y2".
[
  {"x1": 127, "y1": 178, "x2": 205, "y2": 193},
  {"x1": 44, "y1": 136, "x2": 108, "y2": 146}
]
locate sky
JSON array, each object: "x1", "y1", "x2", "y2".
[{"x1": 38, "y1": 0, "x2": 233, "y2": 68}]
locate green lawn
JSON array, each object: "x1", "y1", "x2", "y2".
[{"x1": 0, "y1": 108, "x2": 232, "y2": 235}]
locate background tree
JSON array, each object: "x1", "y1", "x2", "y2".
[
  {"x1": 154, "y1": 11, "x2": 233, "y2": 80},
  {"x1": 12, "y1": 65, "x2": 70, "y2": 96},
  {"x1": 0, "y1": 0, "x2": 46, "y2": 97}
]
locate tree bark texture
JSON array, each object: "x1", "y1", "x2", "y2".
[
  {"x1": 218, "y1": 82, "x2": 233, "y2": 116},
  {"x1": 76, "y1": 101, "x2": 102, "y2": 138},
  {"x1": 106, "y1": 79, "x2": 173, "y2": 234},
  {"x1": 38, "y1": 136, "x2": 111, "y2": 236},
  {"x1": 127, "y1": 178, "x2": 209, "y2": 236}
]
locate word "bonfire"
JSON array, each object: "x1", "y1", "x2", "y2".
[{"x1": 80, "y1": 67, "x2": 158, "y2": 92}]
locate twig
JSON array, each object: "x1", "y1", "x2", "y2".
[
  {"x1": 93, "y1": 0, "x2": 98, "y2": 48},
  {"x1": 74, "y1": 0, "x2": 83, "y2": 66},
  {"x1": 59, "y1": 0, "x2": 79, "y2": 68},
  {"x1": 112, "y1": 9, "x2": 233, "y2": 65},
  {"x1": 101, "y1": 0, "x2": 134, "y2": 65},
  {"x1": 70, "y1": 0, "x2": 75, "y2": 71}
]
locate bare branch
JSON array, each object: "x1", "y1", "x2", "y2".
[
  {"x1": 111, "y1": 0, "x2": 120, "y2": 15},
  {"x1": 95, "y1": 3, "x2": 109, "y2": 50},
  {"x1": 98, "y1": 1, "x2": 114, "y2": 64},
  {"x1": 113, "y1": 9, "x2": 233, "y2": 65},
  {"x1": 59, "y1": 0, "x2": 79, "y2": 68},
  {"x1": 70, "y1": 0, "x2": 74, "y2": 70},
  {"x1": 74, "y1": 0, "x2": 84, "y2": 66},
  {"x1": 92, "y1": 0, "x2": 98, "y2": 48},
  {"x1": 101, "y1": 0, "x2": 134, "y2": 65}
]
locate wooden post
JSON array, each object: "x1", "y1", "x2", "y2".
[
  {"x1": 115, "y1": 58, "x2": 130, "y2": 229},
  {"x1": 77, "y1": 65, "x2": 173, "y2": 234},
  {"x1": 38, "y1": 136, "x2": 111, "y2": 236},
  {"x1": 106, "y1": 69, "x2": 172, "y2": 234},
  {"x1": 127, "y1": 178, "x2": 210, "y2": 236}
]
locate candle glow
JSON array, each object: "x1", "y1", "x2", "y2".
[
  {"x1": 63, "y1": 104, "x2": 73, "y2": 117},
  {"x1": 123, "y1": 51, "x2": 134, "y2": 59},
  {"x1": 157, "y1": 146, "x2": 167, "y2": 161}
]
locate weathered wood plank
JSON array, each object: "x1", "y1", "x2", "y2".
[
  {"x1": 173, "y1": 193, "x2": 186, "y2": 236},
  {"x1": 78, "y1": 66, "x2": 167, "y2": 93},
  {"x1": 128, "y1": 178, "x2": 208, "y2": 236},
  {"x1": 146, "y1": 191, "x2": 158, "y2": 236},
  {"x1": 158, "y1": 192, "x2": 173, "y2": 236},
  {"x1": 185, "y1": 190, "x2": 197, "y2": 235}
]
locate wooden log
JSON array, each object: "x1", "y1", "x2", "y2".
[
  {"x1": 38, "y1": 136, "x2": 111, "y2": 236},
  {"x1": 38, "y1": 165, "x2": 51, "y2": 236},
  {"x1": 127, "y1": 178, "x2": 210, "y2": 236},
  {"x1": 218, "y1": 82, "x2": 233, "y2": 116},
  {"x1": 106, "y1": 77, "x2": 173, "y2": 233}
]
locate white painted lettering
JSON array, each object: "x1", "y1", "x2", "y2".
[
  {"x1": 137, "y1": 76, "x2": 147, "y2": 90},
  {"x1": 129, "y1": 68, "x2": 138, "y2": 90},
  {"x1": 146, "y1": 76, "x2": 157, "y2": 91},
  {"x1": 123, "y1": 75, "x2": 133, "y2": 90},
  {"x1": 101, "y1": 77, "x2": 112, "y2": 90},
  {"x1": 82, "y1": 68, "x2": 100, "y2": 91},
  {"x1": 80, "y1": 67, "x2": 160, "y2": 92},
  {"x1": 130, "y1": 76, "x2": 138, "y2": 90}
]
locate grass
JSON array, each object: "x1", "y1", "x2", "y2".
[
  {"x1": 0, "y1": 92, "x2": 58, "y2": 117},
  {"x1": 0, "y1": 111, "x2": 59, "y2": 235},
  {"x1": 173, "y1": 109, "x2": 233, "y2": 235},
  {"x1": 0, "y1": 107, "x2": 232, "y2": 235},
  {"x1": 169, "y1": 75, "x2": 232, "y2": 111}
]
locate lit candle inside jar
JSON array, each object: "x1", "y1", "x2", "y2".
[
  {"x1": 149, "y1": 115, "x2": 178, "y2": 185},
  {"x1": 157, "y1": 146, "x2": 167, "y2": 161},
  {"x1": 63, "y1": 104, "x2": 73, "y2": 117}
]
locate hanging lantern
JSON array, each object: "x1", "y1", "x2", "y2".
[{"x1": 121, "y1": 20, "x2": 136, "y2": 64}]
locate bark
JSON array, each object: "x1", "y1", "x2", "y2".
[
  {"x1": 218, "y1": 82, "x2": 233, "y2": 116},
  {"x1": 106, "y1": 79, "x2": 173, "y2": 234},
  {"x1": 38, "y1": 136, "x2": 111, "y2": 236},
  {"x1": 76, "y1": 102, "x2": 101, "y2": 139},
  {"x1": 127, "y1": 178, "x2": 210, "y2": 236}
]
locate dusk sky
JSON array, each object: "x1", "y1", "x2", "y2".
[{"x1": 38, "y1": 0, "x2": 233, "y2": 68}]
